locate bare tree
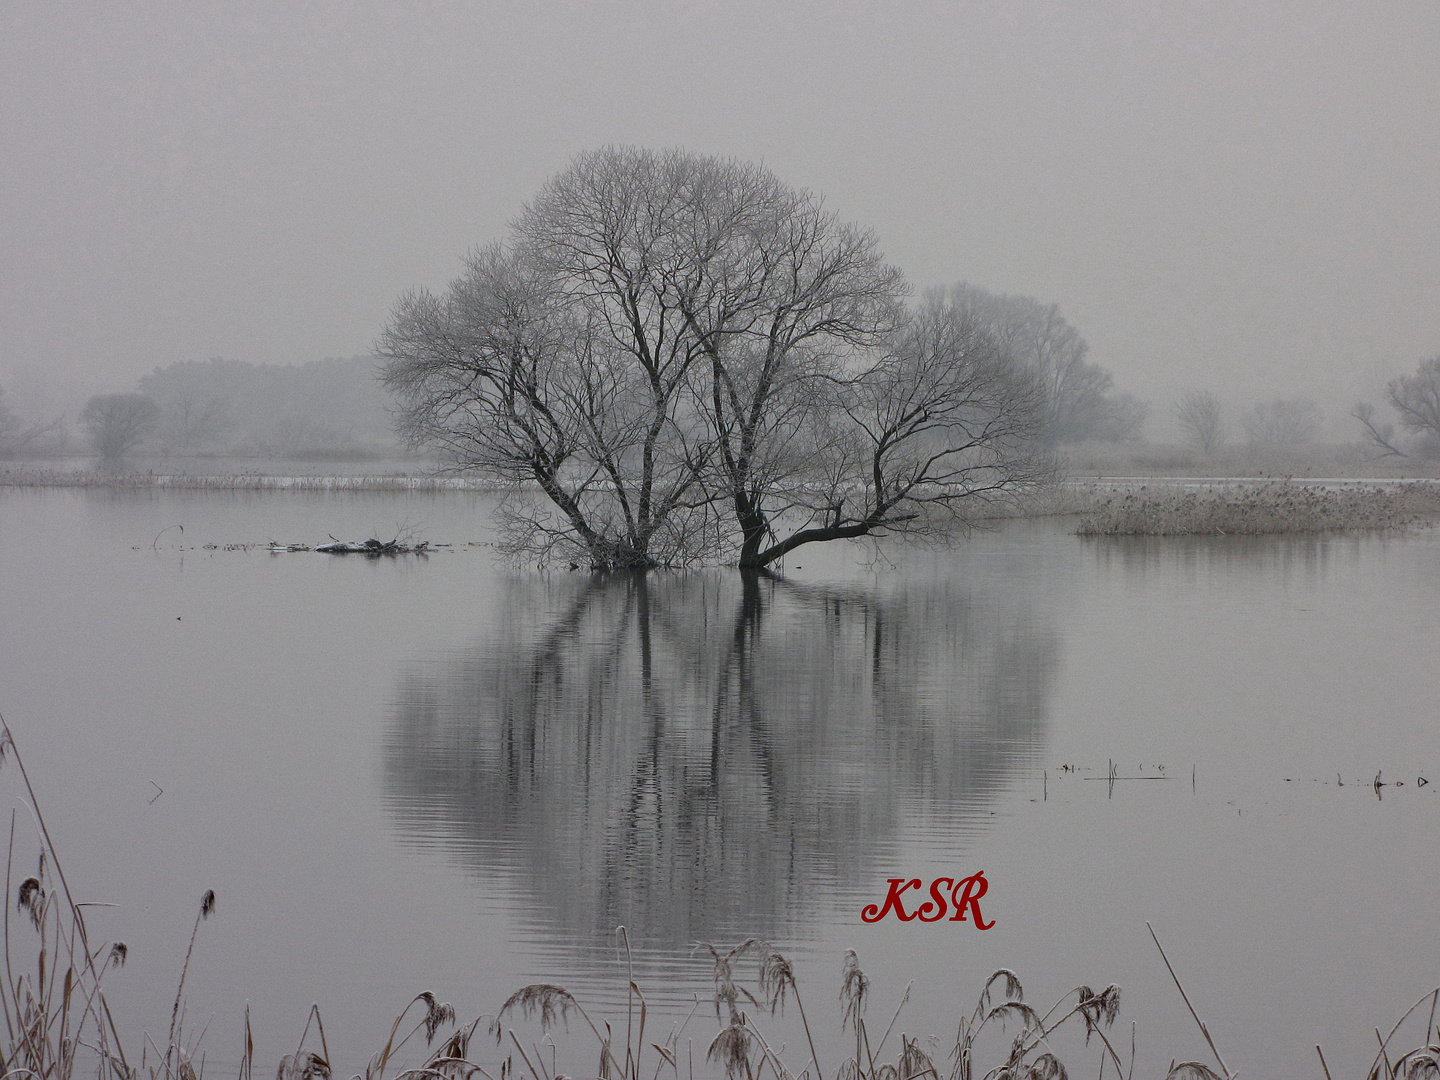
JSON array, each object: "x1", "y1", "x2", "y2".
[
  {"x1": 157, "y1": 388, "x2": 231, "y2": 450},
  {"x1": 1240, "y1": 398, "x2": 1321, "y2": 449},
  {"x1": 79, "y1": 393, "x2": 160, "y2": 463},
  {"x1": 1352, "y1": 358, "x2": 1440, "y2": 460},
  {"x1": 1351, "y1": 401, "x2": 1406, "y2": 458},
  {"x1": 383, "y1": 201, "x2": 718, "y2": 569},
  {"x1": 381, "y1": 148, "x2": 1051, "y2": 569},
  {"x1": 0, "y1": 386, "x2": 67, "y2": 457},
  {"x1": 1173, "y1": 389, "x2": 1224, "y2": 454},
  {"x1": 0, "y1": 387, "x2": 15, "y2": 445},
  {"x1": 943, "y1": 284, "x2": 1142, "y2": 443},
  {"x1": 737, "y1": 292, "x2": 1051, "y2": 567},
  {"x1": 1387, "y1": 357, "x2": 1440, "y2": 446}
]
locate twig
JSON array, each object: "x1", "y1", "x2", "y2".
[{"x1": 153, "y1": 524, "x2": 183, "y2": 551}]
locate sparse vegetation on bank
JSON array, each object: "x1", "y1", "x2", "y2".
[{"x1": 1075, "y1": 480, "x2": 1440, "y2": 536}]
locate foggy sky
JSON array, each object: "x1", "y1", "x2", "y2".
[{"x1": 4, "y1": 1, "x2": 1438, "y2": 425}]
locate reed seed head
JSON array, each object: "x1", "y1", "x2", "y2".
[
  {"x1": 759, "y1": 946, "x2": 796, "y2": 1016},
  {"x1": 696, "y1": 940, "x2": 761, "y2": 1024},
  {"x1": 17, "y1": 876, "x2": 43, "y2": 930},
  {"x1": 706, "y1": 1020, "x2": 756, "y2": 1080},
  {"x1": 276, "y1": 1049, "x2": 332, "y2": 1080},
  {"x1": 984, "y1": 1001, "x2": 1041, "y2": 1032},
  {"x1": 899, "y1": 1035, "x2": 938, "y2": 1080},
  {"x1": 1389, "y1": 1046, "x2": 1440, "y2": 1080},
  {"x1": 1023, "y1": 1052, "x2": 1068, "y2": 1080},
  {"x1": 1075, "y1": 985, "x2": 1120, "y2": 1044},
  {"x1": 415, "y1": 992, "x2": 456, "y2": 1042},
  {"x1": 840, "y1": 950, "x2": 869, "y2": 1032},
  {"x1": 977, "y1": 969, "x2": 1024, "y2": 1014},
  {"x1": 434, "y1": 1025, "x2": 471, "y2": 1062},
  {"x1": 492, "y1": 984, "x2": 578, "y2": 1039},
  {"x1": 1163, "y1": 1065, "x2": 1224, "y2": 1080}
]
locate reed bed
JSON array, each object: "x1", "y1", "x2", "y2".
[
  {"x1": 1, "y1": 713, "x2": 1437, "y2": 1080},
  {"x1": 1075, "y1": 480, "x2": 1440, "y2": 536}
]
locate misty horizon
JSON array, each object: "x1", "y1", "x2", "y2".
[{"x1": 3, "y1": 2, "x2": 1438, "y2": 436}]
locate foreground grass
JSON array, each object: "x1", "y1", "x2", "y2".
[
  {"x1": 2, "y1": 715, "x2": 1436, "y2": 1080},
  {"x1": 1075, "y1": 479, "x2": 1440, "y2": 536}
]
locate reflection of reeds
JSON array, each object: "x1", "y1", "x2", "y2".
[{"x1": 1076, "y1": 480, "x2": 1440, "y2": 535}]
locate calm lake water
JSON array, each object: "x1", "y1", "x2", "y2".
[{"x1": 2, "y1": 486, "x2": 1438, "y2": 1078}]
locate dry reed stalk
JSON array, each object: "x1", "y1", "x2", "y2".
[
  {"x1": 0, "y1": 716, "x2": 134, "y2": 1080},
  {"x1": 1359, "y1": 986, "x2": 1440, "y2": 1080},
  {"x1": 165, "y1": 890, "x2": 216, "y2": 1078},
  {"x1": 1147, "y1": 923, "x2": 1230, "y2": 1079}
]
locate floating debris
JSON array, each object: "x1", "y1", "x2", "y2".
[{"x1": 313, "y1": 537, "x2": 430, "y2": 556}]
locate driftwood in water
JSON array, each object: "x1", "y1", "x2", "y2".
[{"x1": 313, "y1": 537, "x2": 430, "y2": 556}]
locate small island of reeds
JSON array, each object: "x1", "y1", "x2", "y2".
[{"x1": 1074, "y1": 479, "x2": 1440, "y2": 537}]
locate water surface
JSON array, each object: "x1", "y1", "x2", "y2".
[{"x1": 2, "y1": 487, "x2": 1437, "y2": 1078}]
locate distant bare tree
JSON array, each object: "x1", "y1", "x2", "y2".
[
  {"x1": 0, "y1": 386, "x2": 67, "y2": 457},
  {"x1": 382, "y1": 148, "x2": 1051, "y2": 569},
  {"x1": 1240, "y1": 398, "x2": 1321, "y2": 449},
  {"x1": 0, "y1": 387, "x2": 20, "y2": 454},
  {"x1": 1173, "y1": 390, "x2": 1225, "y2": 454},
  {"x1": 79, "y1": 393, "x2": 160, "y2": 463},
  {"x1": 1387, "y1": 357, "x2": 1440, "y2": 446},
  {"x1": 944, "y1": 284, "x2": 1143, "y2": 444},
  {"x1": 1352, "y1": 357, "x2": 1440, "y2": 460},
  {"x1": 157, "y1": 388, "x2": 231, "y2": 450},
  {"x1": 1351, "y1": 401, "x2": 1406, "y2": 458}
]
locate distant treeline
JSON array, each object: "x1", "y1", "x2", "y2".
[{"x1": 133, "y1": 355, "x2": 398, "y2": 458}]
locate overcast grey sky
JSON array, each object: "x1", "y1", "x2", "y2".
[{"x1": 4, "y1": 0, "x2": 1438, "y2": 424}]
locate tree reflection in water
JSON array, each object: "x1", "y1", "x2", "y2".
[{"x1": 384, "y1": 569, "x2": 1057, "y2": 952}]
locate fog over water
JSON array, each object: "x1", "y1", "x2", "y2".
[{"x1": 4, "y1": 2, "x2": 1439, "y2": 422}]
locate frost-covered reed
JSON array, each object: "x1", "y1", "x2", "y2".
[{"x1": 1076, "y1": 479, "x2": 1440, "y2": 536}]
